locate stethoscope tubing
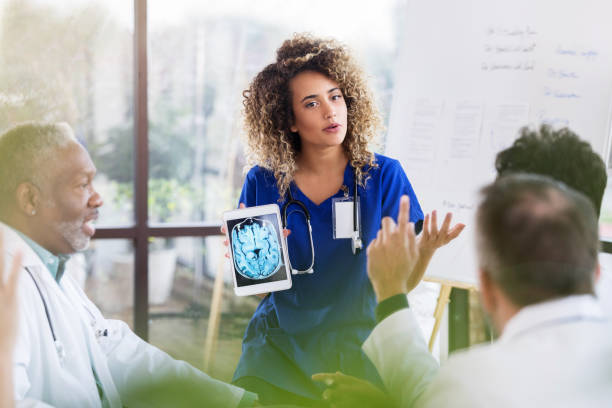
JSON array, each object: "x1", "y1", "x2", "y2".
[
  {"x1": 26, "y1": 267, "x2": 58, "y2": 342},
  {"x1": 281, "y1": 168, "x2": 362, "y2": 274}
]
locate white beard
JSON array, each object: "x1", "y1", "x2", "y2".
[{"x1": 54, "y1": 218, "x2": 90, "y2": 252}]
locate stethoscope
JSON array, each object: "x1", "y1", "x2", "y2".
[
  {"x1": 25, "y1": 266, "x2": 108, "y2": 365},
  {"x1": 26, "y1": 267, "x2": 67, "y2": 364},
  {"x1": 281, "y1": 169, "x2": 362, "y2": 275}
]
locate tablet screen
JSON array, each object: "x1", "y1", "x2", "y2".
[{"x1": 227, "y1": 213, "x2": 289, "y2": 287}]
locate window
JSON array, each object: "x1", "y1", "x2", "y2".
[{"x1": 3, "y1": 0, "x2": 411, "y2": 372}]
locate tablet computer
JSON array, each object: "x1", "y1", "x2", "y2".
[{"x1": 223, "y1": 204, "x2": 292, "y2": 296}]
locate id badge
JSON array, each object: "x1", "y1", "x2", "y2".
[{"x1": 332, "y1": 196, "x2": 360, "y2": 239}]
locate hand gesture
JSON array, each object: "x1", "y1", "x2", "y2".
[
  {"x1": 0, "y1": 232, "x2": 23, "y2": 352},
  {"x1": 366, "y1": 195, "x2": 418, "y2": 302},
  {"x1": 417, "y1": 211, "x2": 465, "y2": 256},
  {"x1": 312, "y1": 372, "x2": 396, "y2": 408}
]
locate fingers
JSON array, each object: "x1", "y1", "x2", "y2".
[
  {"x1": 406, "y1": 222, "x2": 416, "y2": 254},
  {"x1": 283, "y1": 229, "x2": 291, "y2": 237},
  {"x1": 447, "y1": 223, "x2": 466, "y2": 240},
  {"x1": 223, "y1": 238, "x2": 230, "y2": 258},
  {"x1": 397, "y1": 195, "x2": 410, "y2": 235},
  {"x1": 239, "y1": 203, "x2": 246, "y2": 209},
  {"x1": 430, "y1": 210, "x2": 439, "y2": 236},
  {"x1": 366, "y1": 239, "x2": 375, "y2": 257},
  {"x1": 312, "y1": 372, "x2": 336, "y2": 384},
  {"x1": 315, "y1": 372, "x2": 389, "y2": 408},
  {"x1": 439, "y1": 212, "x2": 452, "y2": 235},
  {"x1": 381, "y1": 217, "x2": 396, "y2": 243},
  {"x1": 422, "y1": 213, "x2": 430, "y2": 239},
  {"x1": 312, "y1": 371, "x2": 356, "y2": 387}
]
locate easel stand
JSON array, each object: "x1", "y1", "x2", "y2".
[
  {"x1": 424, "y1": 277, "x2": 476, "y2": 352},
  {"x1": 203, "y1": 254, "x2": 226, "y2": 372}
]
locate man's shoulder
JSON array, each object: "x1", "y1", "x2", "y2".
[{"x1": 421, "y1": 342, "x2": 508, "y2": 402}]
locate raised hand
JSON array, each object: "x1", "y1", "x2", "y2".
[
  {"x1": 418, "y1": 210, "x2": 465, "y2": 254},
  {"x1": 366, "y1": 195, "x2": 418, "y2": 302},
  {"x1": 404, "y1": 210, "x2": 465, "y2": 292}
]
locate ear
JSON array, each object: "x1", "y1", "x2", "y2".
[
  {"x1": 290, "y1": 124, "x2": 298, "y2": 133},
  {"x1": 478, "y1": 268, "x2": 496, "y2": 314},
  {"x1": 15, "y1": 182, "x2": 41, "y2": 217},
  {"x1": 594, "y1": 262, "x2": 601, "y2": 284}
]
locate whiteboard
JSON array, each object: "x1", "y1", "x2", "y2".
[{"x1": 386, "y1": 0, "x2": 612, "y2": 285}]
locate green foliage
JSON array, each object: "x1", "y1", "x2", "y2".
[
  {"x1": 148, "y1": 178, "x2": 197, "y2": 223},
  {"x1": 92, "y1": 104, "x2": 197, "y2": 184},
  {"x1": 112, "y1": 178, "x2": 204, "y2": 224}
]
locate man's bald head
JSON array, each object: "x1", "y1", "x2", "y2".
[{"x1": 476, "y1": 174, "x2": 599, "y2": 307}]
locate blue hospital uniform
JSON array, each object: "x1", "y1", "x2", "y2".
[{"x1": 232, "y1": 154, "x2": 423, "y2": 400}]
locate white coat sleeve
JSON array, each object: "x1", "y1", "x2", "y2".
[
  {"x1": 362, "y1": 309, "x2": 439, "y2": 408},
  {"x1": 100, "y1": 319, "x2": 247, "y2": 408},
  {"x1": 411, "y1": 362, "x2": 486, "y2": 408}
]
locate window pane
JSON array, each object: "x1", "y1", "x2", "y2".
[
  {"x1": 82, "y1": 239, "x2": 135, "y2": 328},
  {"x1": 0, "y1": 0, "x2": 134, "y2": 226},
  {"x1": 147, "y1": 0, "x2": 407, "y2": 223},
  {"x1": 147, "y1": 236, "x2": 258, "y2": 381}
]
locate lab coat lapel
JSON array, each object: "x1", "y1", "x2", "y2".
[{"x1": 66, "y1": 279, "x2": 122, "y2": 408}]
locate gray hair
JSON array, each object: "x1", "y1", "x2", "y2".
[
  {"x1": 476, "y1": 173, "x2": 599, "y2": 306},
  {"x1": 0, "y1": 122, "x2": 76, "y2": 208}
]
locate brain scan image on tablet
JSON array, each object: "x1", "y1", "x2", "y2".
[
  {"x1": 224, "y1": 205, "x2": 291, "y2": 296},
  {"x1": 231, "y1": 218, "x2": 282, "y2": 279}
]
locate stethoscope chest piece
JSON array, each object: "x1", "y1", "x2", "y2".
[
  {"x1": 55, "y1": 339, "x2": 66, "y2": 365},
  {"x1": 351, "y1": 231, "x2": 362, "y2": 255}
]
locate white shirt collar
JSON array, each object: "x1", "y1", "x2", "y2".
[{"x1": 499, "y1": 294, "x2": 606, "y2": 342}]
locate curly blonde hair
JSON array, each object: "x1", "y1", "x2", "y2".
[{"x1": 242, "y1": 33, "x2": 382, "y2": 199}]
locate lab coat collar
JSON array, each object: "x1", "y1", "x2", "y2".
[
  {"x1": 1, "y1": 222, "x2": 46, "y2": 270},
  {"x1": 14, "y1": 229, "x2": 70, "y2": 283},
  {"x1": 499, "y1": 294, "x2": 606, "y2": 343}
]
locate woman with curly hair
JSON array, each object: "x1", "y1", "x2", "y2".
[{"x1": 232, "y1": 34, "x2": 424, "y2": 406}]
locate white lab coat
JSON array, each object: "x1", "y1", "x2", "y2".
[
  {"x1": 2, "y1": 223, "x2": 247, "y2": 408},
  {"x1": 363, "y1": 294, "x2": 612, "y2": 408}
]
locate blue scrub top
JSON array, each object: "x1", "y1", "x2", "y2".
[{"x1": 233, "y1": 154, "x2": 423, "y2": 399}]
